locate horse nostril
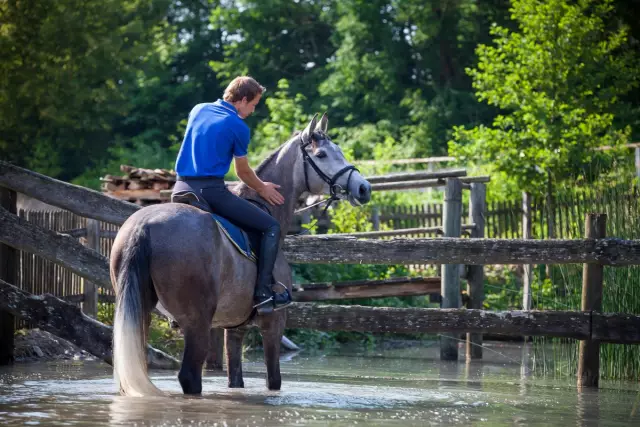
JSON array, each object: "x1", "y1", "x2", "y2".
[{"x1": 358, "y1": 183, "x2": 371, "y2": 202}]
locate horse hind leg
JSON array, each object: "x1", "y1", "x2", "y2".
[
  {"x1": 225, "y1": 327, "x2": 247, "y2": 388},
  {"x1": 260, "y1": 316, "x2": 285, "y2": 390},
  {"x1": 178, "y1": 322, "x2": 211, "y2": 395},
  {"x1": 205, "y1": 328, "x2": 225, "y2": 370}
]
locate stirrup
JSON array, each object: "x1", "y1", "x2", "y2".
[{"x1": 253, "y1": 282, "x2": 292, "y2": 315}]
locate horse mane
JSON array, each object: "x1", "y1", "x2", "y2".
[
  {"x1": 254, "y1": 143, "x2": 286, "y2": 175},
  {"x1": 234, "y1": 134, "x2": 299, "y2": 197}
]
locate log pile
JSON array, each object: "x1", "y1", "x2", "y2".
[{"x1": 101, "y1": 165, "x2": 177, "y2": 205}]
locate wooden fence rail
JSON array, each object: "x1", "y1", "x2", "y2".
[
  {"x1": 283, "y1": 235, "x2": 640, "y2": 266},
  {"x1": 0, "y1": 160, "x2": 138, "y2": 225},
  {"x1": 285, "y1": 304, "x2": 640, "y2": 344},
  {"x1": 4, "y1": 206, "x2": 640, "y2": 277}
]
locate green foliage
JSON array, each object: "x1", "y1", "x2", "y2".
[
  {"x1": 147, "y1": 314, "x2": 184, "y2": 356},
  {"x1": 0, "y1": 0, "x2": 171, "y2": 180},
  {"x1": 250, "y1": 79, "x2": 310, "y2": 163},
  {"x1": 450, "y1": 0, "x2": 639, "y2": 199},
  {"x1": 328, "y1": 203, "x2": 374, "y2": 234},
  {"x1": 209, "y1": 0, "x2": 334, "y2": 103}
]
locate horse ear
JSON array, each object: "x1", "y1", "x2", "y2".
[
  {"x1": 301, "y1": 113, "x2": 318, "y2": 145},
  {"x1": 317, "y1": 112, "x2": 328, "y2": 134}
]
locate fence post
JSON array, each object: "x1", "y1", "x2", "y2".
[
  {"x1": 0, "y1": 188, "x2": 17, "y2": 365},
  {"x1": 83, "y1": 218, "x2": 100, "y2": 318},
  {"x1": 371, "y1": 207, "x2": 380, "y2": 231},
  {"x1": 466, "y1": 183, "x2": 485, "y2": 360},
  {"x1": 636, "y1": 147, "x2": 640, "y2": 180},
  {"x1": 522, "y1": 192, "x2": 533, "y2": 311},
  {"x1": 441, "y1": 178, "x2": 462, "y2": 361},
  {"x1": 577, "y1": 213, "x2": 606, "y2": 389}
]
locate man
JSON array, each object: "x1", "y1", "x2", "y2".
[{"x1": 172, "y1": 76, "x2": 291, "y2": 314}]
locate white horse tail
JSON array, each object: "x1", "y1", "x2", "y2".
[{"x1": 113, "y1": 225, "x2": 164, "y2": 397}]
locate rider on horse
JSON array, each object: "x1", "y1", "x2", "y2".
[{"x1": 172, "y1": 76, "x2": 291, "y2": 314}]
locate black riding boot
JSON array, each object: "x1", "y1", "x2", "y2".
[{"x1": 253, "y1": 224, "x2": 292, "y2": 315}]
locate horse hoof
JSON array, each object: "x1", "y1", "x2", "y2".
[
  {"x1": 267, "y1": 379, "x2": 281, "y2": 391},
  {"x1": 228, "y1": 380, "x2": 244, "y2": 388}
]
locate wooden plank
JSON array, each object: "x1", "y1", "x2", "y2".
[
  {"x1": 0, "y1": 206, "x2": 111, "y2": 289},
  {"x1": 371, "y1": 176, "x2": 491, "y2": 192},
  {"x1": 100, "y1": 229, "x2": 118, "y2": 239},
  {"x1": 0, "y1": 160, "x2": 139, "y2": 225},
  {"x1": 319, "y1": 225, "x2": 475, "y2": 238},
  {"x1": 0, "y1": 187, "x2": 17, "y2": 365},
  {"x1": 63, "y1": 293, "x2": 115, "y2": 304},
  {"x1": 367, "y1": 169, "x2": 467, "y2": 184},
  {"x1": 371, "y1": 207, "x2": 380, "y2": 231},
  {"x1": 578, "y1": 213, "x2": 606, "y2": 389},
  {"x1": 441, "y1": 178, "x2": 463, "y2": 360},
  {"x1": 73, "y1": 277, "x2": 443, "y2": 303},
  {"x1": 283, "y1": 235, "x2": 640, "y2": 266},
  {"x1": 0, "y1": 278, "x2": 178, "y2": 369},
  {"x1": 353, "y1": 156, "x2": 456, "y2": 165},
  {"x1": 595, "y1": 142, "x2": 640, "y2": 151},
  {"x1": 466, "y1": 183, "x2": 486, "y2": 360},
  {"x1": 591, "y1": 312, "x2": 640, "y2": 344},
  {"x1": 59, "y1": 227, "x2": 88, "y2": 238},
  {"x1": 83, "y1": 219, "x2": 100, "y2": 318},
  {"x1": 522, "y1": 192, "x2": 533, "y2": 311},
  {"x1": 293, "y1": 277, "x2": 441, "y2": 301},
  {"x1": 105, "y1": 189, "x2": 164, "y2": 201},
  {"x1": 285, "y1": 304, "x2": 592, "y2": 339}
]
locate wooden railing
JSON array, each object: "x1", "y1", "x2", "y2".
[{"x1": 2, "y1": 160, "x2": 640, "y2": 387}]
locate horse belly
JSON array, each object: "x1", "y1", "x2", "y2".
[{"x1": 210, "y1": 250, "x2": 257, "y2": 328}]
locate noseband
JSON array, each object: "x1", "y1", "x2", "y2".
[{"x1": 296, "y1": 136, "x2": 359, "y2": 215}]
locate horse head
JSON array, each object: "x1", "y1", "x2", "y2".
[{"x1": 298, "y1": 113, "x2": 371, "y2": 206}]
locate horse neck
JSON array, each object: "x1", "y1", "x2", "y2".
[{"x1": 237, "y1": 142, "x2": 307, "y2": 238}]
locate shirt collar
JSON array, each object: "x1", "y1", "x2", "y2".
[{"x1": 217, "y1": 99, "x2": 238, "y2": 115}]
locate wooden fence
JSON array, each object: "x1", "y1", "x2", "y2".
[
  {"x1": 302, "y1": 185, "x2": 639, "y2": 241},
  {"x1": 3, "y1": 161, "x2": 640, "y2": 388},
  {"x1": 11, "y1": 186, "x2": 639, "y2": 322}
]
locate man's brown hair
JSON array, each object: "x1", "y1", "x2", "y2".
[{"x1": 223, "y1": 76, "x2": 266, "y2": 103}]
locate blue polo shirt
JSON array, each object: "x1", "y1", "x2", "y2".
[{"x1": 175, "y1": 99, "x2": 250, "y2": 178}]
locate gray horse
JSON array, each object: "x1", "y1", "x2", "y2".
[{"x1": 110, "y1": 114, "x2": 372, "y2": 396}]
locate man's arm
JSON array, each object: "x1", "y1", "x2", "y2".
[{"x1": 234, "y1": 156, "x2": 284, "y2": 206}]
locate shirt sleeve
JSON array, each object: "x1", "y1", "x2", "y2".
[{"x1": 232, "y1": 123, "x2": 251, "y2": 158}]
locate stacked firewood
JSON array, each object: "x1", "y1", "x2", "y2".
[{"x1": 100, "y1": 165, "x2": 176, "y2": 193}]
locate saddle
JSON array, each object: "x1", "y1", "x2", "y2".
[{"x1": 171, "y1": 190, "x2": 260, "y2": 262}]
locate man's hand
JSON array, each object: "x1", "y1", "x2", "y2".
[
  {"x1": 258, "y1": 182, "x2": 284, "y2": 206},
  {"x1": 235, "y1": 156, "x2": 285, "y2": 205}
]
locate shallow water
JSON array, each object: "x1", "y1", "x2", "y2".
[{"x1": 0, "y1": 342, "x2": 638, "y2": 426}]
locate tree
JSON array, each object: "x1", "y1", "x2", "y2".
[
  {"x1": 449, "y1": 0, "x2": 639, "y2": 199},
  {"x1": 209, "y1": 0, "x2": 334, "y2": 106},
  {"x1": 0, "y1": 0, "x2": 171, "y2": 180}
]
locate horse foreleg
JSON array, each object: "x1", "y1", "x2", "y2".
[
  {"x1": 225, "y1": 327, "x2": 246, "y2": 388},
  {"x1": 260, "y1": 315, "x2": 285, "y2": 391},
  {"x1": 178, "y1": 325, "x2": 210, "y2": 395}
]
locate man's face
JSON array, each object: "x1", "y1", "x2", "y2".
[{"x1": 237, "y1": 94, "x2": 261, "y2": 119}]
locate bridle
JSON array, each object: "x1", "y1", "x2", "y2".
[{"x1": 295, "y1": 134, "x2": 359, "y2": 216}]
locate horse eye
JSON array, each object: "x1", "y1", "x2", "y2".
[{"x1": 315, "y1": 150, "x2": 327, "y2": 159}]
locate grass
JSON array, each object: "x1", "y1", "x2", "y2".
[{"x1": 529, "y1": 184, "x2": 640, "y2": 381}]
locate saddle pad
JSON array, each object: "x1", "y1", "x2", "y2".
[{"x1": 211, "y1": 213, "x2": 257, "y2": 262}]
